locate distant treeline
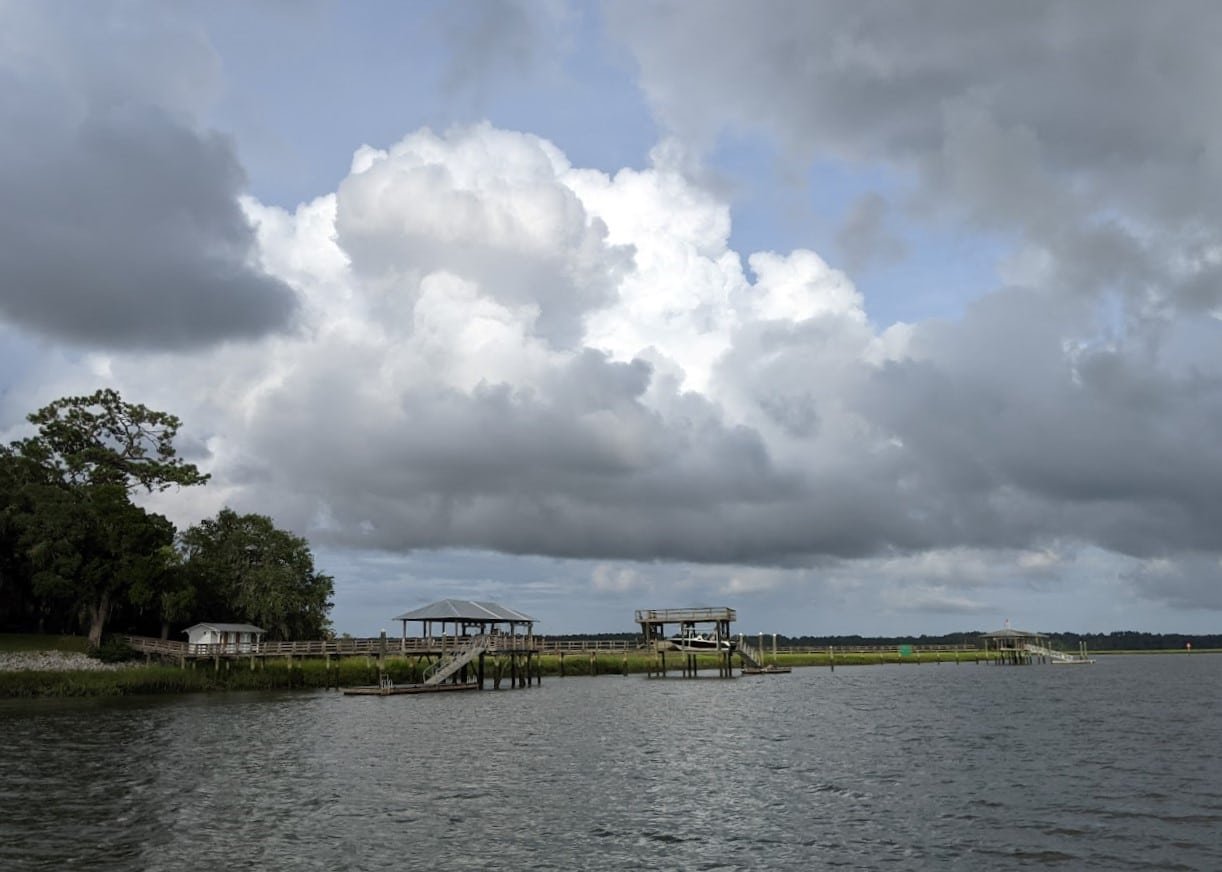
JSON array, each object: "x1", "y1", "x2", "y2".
[
  {"x1": 544, "y1": 630, "x2": 1217, "y2": 650},
  {"x1": 777, "y1": 631, "x2": 1217, "y2": 650}
]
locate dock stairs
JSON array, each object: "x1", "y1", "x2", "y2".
[
  {"x1": 1025, "y1": 643, "x2": 1094, "y2": 664},
  {"x1": 736, "y1": 639, "x2": 763, "y2": 669},
  {"x1": 422, "y1": 635, "x2": 488, "y2": 685}
]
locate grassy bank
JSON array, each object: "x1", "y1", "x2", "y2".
[
  {"x1": 0, "y1": 647, "x2": 998, "y2": 697},
  {"x1": 537, "y1": 648, "x2": 991, "y2": 675},
  {"x1": 0, "y1": 657, "x2": 425, "y2": 698},
  {"x1": 0, "y1": 634, "x2": 89, "y2": 653},
  {"x1": 8, "y1": 644, "x2": 1213, "y2": 698}
]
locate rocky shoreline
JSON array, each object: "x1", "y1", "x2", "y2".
[{"x1": 0, "y1": 651, "x2": 130, "y2": 672}]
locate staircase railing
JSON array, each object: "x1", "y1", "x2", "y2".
[
  {"x1": 736, "y1": 639, "x2": 763, "y2": 668},
  {"x1": 422, "y1": 635, "x2": 488, "y2": 685}
]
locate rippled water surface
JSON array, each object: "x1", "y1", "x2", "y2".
[{"x1": 2, "y1": 655, "x2": 1220, "y2": 870}]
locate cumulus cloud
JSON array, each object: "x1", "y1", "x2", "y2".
[
  {"x1": 0, "y1": 3, "x2": 297, "y2": 348},
  {"x1": 67, "y1": 117, "x2": 1206, "y2": 607}
]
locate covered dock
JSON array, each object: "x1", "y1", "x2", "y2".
[
  {"x1": 979, "y1": 625, "x2": 1091, "y2": 664},
  {"x1": 379, "y1": 599, "x2": 542, "y2": 692}
]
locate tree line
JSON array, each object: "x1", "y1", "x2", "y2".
[
  {"x1": 0, "y1": 390, "x2": 333, "y2": 647},
  {"x1": 778, "y1": 631, "x2": 1218, "y2": 650},
  {"x1": 546, "y1": 631, "x2": 1219, "y2": 650}
]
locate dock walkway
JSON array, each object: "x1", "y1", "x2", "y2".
[{"x1": 121, "y1": 634, "x2": 978, "y2": 662}]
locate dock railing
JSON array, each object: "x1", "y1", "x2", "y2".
[
  {"x1": 122, "y1": 634, "x2": 979, "y2": 660},
  {"x1": 634, "y1": 607, "x2": 737, "y2": 623}
]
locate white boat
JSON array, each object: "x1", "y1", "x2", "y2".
[{"x1": 668, "y1": 631, "x2": 735, "y2": 652}]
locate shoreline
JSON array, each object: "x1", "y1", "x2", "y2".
[{"x1": 2, "y1": 647, "x2": 1217, "y2": 699}]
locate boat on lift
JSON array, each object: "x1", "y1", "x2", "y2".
[{"x1": 667, "y1": 629, "x2": 735, "y2": 652}]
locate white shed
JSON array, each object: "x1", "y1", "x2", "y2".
[{"x1": 183, "y1": 622, "x2": 266, "y2": 653}]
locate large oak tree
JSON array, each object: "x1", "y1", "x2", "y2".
[
  {"x1": 181, "y1": 509, "x2": 334, "y2": 641},
  {"x1": 4, "y1": 389, "x2": 207, "y2": 645}
]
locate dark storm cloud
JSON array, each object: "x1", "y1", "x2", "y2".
[
  {"x1": 239, "y1": 348, "x2": 833, "y2": 563},
  {"x1": 0, "y1": 4, "x2": 297, "y2": 348},
  {"x1": 854, "y1": 288, "x2": 1222, "y2": 558},
  {"x1": 835, "y1": 192, "x2": 906, "y2": 273},
  {"x1": 610, "y1": 0, "x2": 1222, "y2": 315},
  {"x1": 438, "y1": 0, "x2": 563, "y2": 100},
  {"x1": 1125, "y1": 554, "x2": 1222, "y2": 611}
]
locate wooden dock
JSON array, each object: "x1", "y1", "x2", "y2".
[
  {"x1": 343, "y1": 682, "x2": 479, "y2": 696},
  {"x1": 635, "y1": 607, "x2": 738, "y2": 678},
  {"x1": 121, "y1": 633, "x2": 979, "y2": 663}
]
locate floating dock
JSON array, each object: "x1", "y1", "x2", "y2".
[
  {"x1": 742, "y1": 664, "x2": 792, "y2": 675},
  {"x1": 342, "y1": 682, "x2": 479, "y2": 696}
]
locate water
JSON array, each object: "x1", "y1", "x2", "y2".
[{"x1": 2, "y1": 655, "x2": 1220, "y2": 870}]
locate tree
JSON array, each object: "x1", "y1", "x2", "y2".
[
  {"x1": 128, "y1": 544, "x2": 195, "y2": 640},
  {"x1": 5, "y1": 389, "x2": 207, "y2": 646},
  {"x1": 14, "y1": 388, "x2": 209, "y2": 493},
  {"x1": 181, "y1": 509, "x2": 333, "y2": 640},
  {"x1": 21, "y1": 483, "x2": 175, "y2": 646},
  {"x1": 0, "y1": 448, "x2": 38, "y2": 630}
]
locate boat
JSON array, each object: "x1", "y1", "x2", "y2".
[{"x1": 667, "y1": 630, "x2": 735, "y2": 652}]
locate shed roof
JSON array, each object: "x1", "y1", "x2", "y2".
[
  {"x1": 183, "y1": 622, "x2": 266, "y2": 635},
  {"x1": 979, "y1": 627, "x2": 1044, "y2": 639},
  {"x1": 393, "y1": 599, "x2": 536, "y2": 624}
]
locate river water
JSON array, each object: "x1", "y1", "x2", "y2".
[{"x1": 1, "y1": 654, "x2": 1219, "y2": 870}]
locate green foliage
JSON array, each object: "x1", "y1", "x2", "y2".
[
  {"x1": 14, "y1": 388, "x2": 209, "y2": 493},
  {"x1": 90, "y1": 636, "x2": 139, "y2": 663},
  {"x1": 180, "y1": 508, "x2": 334, "y2": 640},
  {"x1": 2, "y1": 391, "x2": 340, "y2": 648},
  {"x1": 1, "y1": 389, "x2": 207, "y2": 644}
]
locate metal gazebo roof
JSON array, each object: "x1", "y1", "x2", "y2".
[
  {"x1": 392, "y1": 599, "x2": 536, "y2": 624},
  {"x1": 979, "y1": 627, "x2": 1045, "y2": 639}
]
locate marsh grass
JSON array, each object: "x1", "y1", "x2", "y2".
[
  {"x1": 2, "y1": 644, "x2": 1119, "y2": 698},
  {"x1": 0, "y1": 634, "x2": 89, "y2": 653}
]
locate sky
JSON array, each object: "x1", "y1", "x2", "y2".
[{"x1": 3, "y1": 0, "x2": 1222, "y2": 637}]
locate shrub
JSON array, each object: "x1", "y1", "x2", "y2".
[{"x1": 91, "y1": 637, "x2": 139, "y2": 663}]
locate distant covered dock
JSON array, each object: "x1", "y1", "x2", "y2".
[
  {"x1": 980, "y1": 627, "x2": 1046, "y2": 664},
  {"x1": 388, "y1": 598, "x2": 541, "y2": 690}
]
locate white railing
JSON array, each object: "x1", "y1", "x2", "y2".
[{"x1": 422, "y1": 635, "x2": 487, "y2": 685}]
